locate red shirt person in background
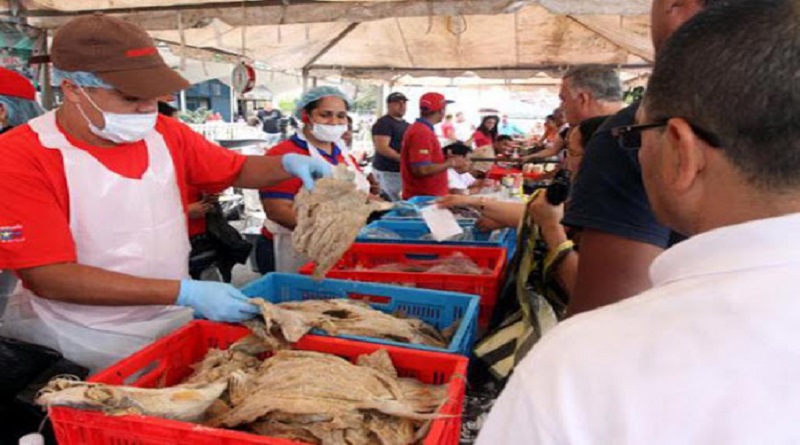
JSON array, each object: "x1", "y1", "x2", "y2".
[
  {"x1": 471, "y1": 115, "x2": 499, "y2": 149},
  {"x1": 400, "y1": 92, "x2": 469, "y2": 198}
]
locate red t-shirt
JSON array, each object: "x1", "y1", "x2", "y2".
[
  {"x1": 440, "y1": 121, "x2": 455, "y2": 140},
  {"x1": 401, "y1": 119, "x2": 448, "y2": 198},
  {"x1": 259, "y1": 135, "x2": 350, "y2": 238},
  {"x1": 472, "y1": 130, "x2": 493, "y2": 148},
  {"x1": 0, "y1": 115, "x2": 246, "y2": 270},
  {"x1": 187, "y1": 186, "x2": 207, "y2": 238}
]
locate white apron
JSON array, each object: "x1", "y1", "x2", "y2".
[
  {"x1": 263, "y1": 135, "x2": 369, "y2": 273},
  {"x1": 0, "y1": 111, "x2": 193, "y2": 374}
]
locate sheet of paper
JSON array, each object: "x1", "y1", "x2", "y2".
[{"x1": 420, "y1": 206, "x2": 464, "y2": 242}]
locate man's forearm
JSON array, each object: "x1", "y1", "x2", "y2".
[
  {"x1": 375, "y1": 145, "x2": 401, "y2": 162},
  {"x1": 481, "y1": 200, "x2": 525, "y2": 228},
  {"x1": 373, "y1": 137, "x2": 401, "y2": 162},
  {"x1": 234, "y1": 156, "x2": 293, "y2": 188},
  {"x1": 18, "y1": 263, "x2": 180, "y2": 306}
]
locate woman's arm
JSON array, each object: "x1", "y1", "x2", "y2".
[
  {"x1": 261, "y1": 198, "x2": 297, "y2": 230},
  {"x1": 437, "y1": 195, "x2": 525, "y2": 229}
]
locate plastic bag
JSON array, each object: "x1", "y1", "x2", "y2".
[
  {"x1": 360, "y1": 227, "x2": 403, "y2": 240},
  {"x1": 0, "y1": 337, "x2": 61, "y2": 400}
]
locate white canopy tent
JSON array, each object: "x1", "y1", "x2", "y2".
[{"x1": 3, "y1": 0, "x2": 654, "y2": 83}]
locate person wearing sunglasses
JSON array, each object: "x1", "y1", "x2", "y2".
[{"x1": 480, "y1": 1, "x2": 800, "y2": 443}]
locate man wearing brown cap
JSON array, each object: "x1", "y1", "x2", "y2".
[
  {"x1": 400, "y1": 92, "x2": 468, "y2": 198},
  {"x1": 0, "y1": 14, "x2": 331, "y2": 373}
]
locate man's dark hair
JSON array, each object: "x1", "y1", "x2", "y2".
[
  {"x1": 444, "y1": 142, "x2": 471, "y2": 157},
  {"x1": 157, "y1": 101, "x2": 178, "y2": 118},
  {"x1": 645, "y1": 0, "x2": 798, "y2": 191},
  {"x1": 496, "y1": 135, "x2": 513, "y2": 143},
  {"x1": 563, "y1": 64, "x2": 623, "y2": 102}
]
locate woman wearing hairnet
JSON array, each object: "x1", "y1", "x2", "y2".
[
  {"x1": 0, "y1": 68, "x2": 43, "y2": 314},
  {"x1": 255, "y1": 86, "x2": 371, "y2": 273}
]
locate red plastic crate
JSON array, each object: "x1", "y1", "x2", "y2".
[
  {"x1": 48, "y1": 321, "x2": 467, "y2": 445},
  {"x1": 299, "y1": 243, "x2": 506, "y2": 329},
  {"x1": 486, "y1": 164, "x2": 546, "y2": 181}
]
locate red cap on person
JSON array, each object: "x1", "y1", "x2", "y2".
[
  {"x1": 419, "y1": 92, "x2": 453, "y2": 112},
  {"x1": 0, "y1": 68, "x2": 36, "y2": 101}
]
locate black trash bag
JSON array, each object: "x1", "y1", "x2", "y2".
[
  {"x1": 0, "y1": 337, "x2": 88, "y2": 445},
  {"x1": 206, "y1": 203, "x2": 252, "y2": 282},
  {"x1": 188, "y1": 233, "x2": 219, "y2": 280},
  {"x1": 0, "y1": 337, "x2": 61, "y2": 400}
]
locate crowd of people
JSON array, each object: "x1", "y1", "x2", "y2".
[{"x1": 0, "y1": 0, "x2": 798, "y2": 442}]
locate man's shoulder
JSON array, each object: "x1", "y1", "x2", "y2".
[
  {"x1": 600, "y1": 102, "x2": 639, "y2": 130},
  {"x1": 0, "y1": 124, "x2": 49, "y2": 163},
  {"x1": 563, "y1": 101, "x2": 670, "y2": 247}
]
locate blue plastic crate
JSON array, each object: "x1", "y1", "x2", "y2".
[
  {"x1": 357, "y1": 219, "x2": 517, "y2": 259},
  {"x1": 240, "y1": 273, "x2": 479, "y2": 356}
]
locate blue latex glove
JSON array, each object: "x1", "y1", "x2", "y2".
[
  {"x1": 176, "y1": 280, "x2": 261, "y2": 322},
  {"x1": 281, "y1": 153, "x2": 332, "y2": 190}
]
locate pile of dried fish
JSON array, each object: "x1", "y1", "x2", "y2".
[
  {"x1": 243, "y1": 298, "x2": 451, "y2": 350},
  {"x1": 36, "y1": 346, "x2": 451, "y2": 445},
  {"x1": 354, "y1": 253, "x2": 493, "y2": 276},
  {"x1": 294, "y1": 165, "x2": 392, "y2": 278},
  {"x1": 203, "y1": 348, "x2": 449, "y2": 444}
]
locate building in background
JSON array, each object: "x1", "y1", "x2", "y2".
[{"x1": 182, "y1": 78, "x2": 232, "y2": 121}]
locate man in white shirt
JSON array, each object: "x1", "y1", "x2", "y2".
[
  {"x1": 477, "y1": 1, "x2": 800, "y2": 443},
  {"x1": 444, "y1": 142, "x2": 477, "y2": 194}
]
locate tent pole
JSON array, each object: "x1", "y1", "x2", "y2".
[
  {"x1": 39, "y1": 30, "x2": 54, "y2": 110},
  {"x1": 302, "y1": 68, "x2": 310, "y2": 93}
]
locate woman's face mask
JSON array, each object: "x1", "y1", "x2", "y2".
[
  {"x1": 310, "y1": 122, "x2": 348, "y2": 143},
  {"x1": 77, "y1": 88, "x2": 157, "y2": 144}
]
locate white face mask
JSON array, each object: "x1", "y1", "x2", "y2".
[
  {"x1": 78, "y1": 88, "x2": 157, "y2": 144},
  {"x1": 310, "y1": 122, "x2": 347, "y2": 143}
]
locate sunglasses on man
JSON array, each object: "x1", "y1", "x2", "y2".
[{"x1": 611, "y1": 120, "x2": 723, "y2": 150}]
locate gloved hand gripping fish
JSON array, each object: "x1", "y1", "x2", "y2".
[{"x1": 293, "y1": 165, "x2": 393, "y2": 278}]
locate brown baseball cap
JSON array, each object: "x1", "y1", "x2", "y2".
[{"x1": 51, "y1": 13, "x2": 190, "y2": 99}]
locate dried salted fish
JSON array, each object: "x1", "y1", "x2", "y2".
[
  {"x1": 293, "y1": 165, "x2": 392, "y2": 278},
  {"x1": 248, "y1": 298, "x2": 450, "y2": 348},
  {"x1": 35, "y1": 377, "x2": 227, "y2": 422},
  {"x1": 183, "y1": 348, "x2": 261, "y2": 385},
  {"x1": 37, "y1": 345, "x2": 451, "y2": 445},
  {"x1": 207, "y1": 349, "x2": 447, "y2": 445}
]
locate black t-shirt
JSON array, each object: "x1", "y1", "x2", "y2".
[
  {"x1": 562, "y1": 102, "x2": 674, "y2": 248},
  {"x1": 371, "y1": 115, "x2": 410, "y2": 172},
  {"x1": 258, "y1": 109, "x2": 283, "y2": 134}
]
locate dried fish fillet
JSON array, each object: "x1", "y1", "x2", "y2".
[
  {"x1": 293, "y1": 165, "x2": 392, "y2": 278},
  {"x1": 36, "y1": 377, "x2": 227, "y2": 422},
  {"x1": 37, "y1": 345, "x2": 451, "y2": 445},
  {"x1": 248, "y1": 298, "x2": 449, "y2": 348},
  {"x1": 207, "y1": 349, "x2": 447, "y2": 445}
]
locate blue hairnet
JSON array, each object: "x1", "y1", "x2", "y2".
[
  {"x1": 0, "y1": 95, "x2": 43, "y2": 128},
  {"x1": 52, "y1": 69, "x2": 114, "y2": 89},
  {"x1": 294, "y1": 86, "x2": 351, "y2": 118}
]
